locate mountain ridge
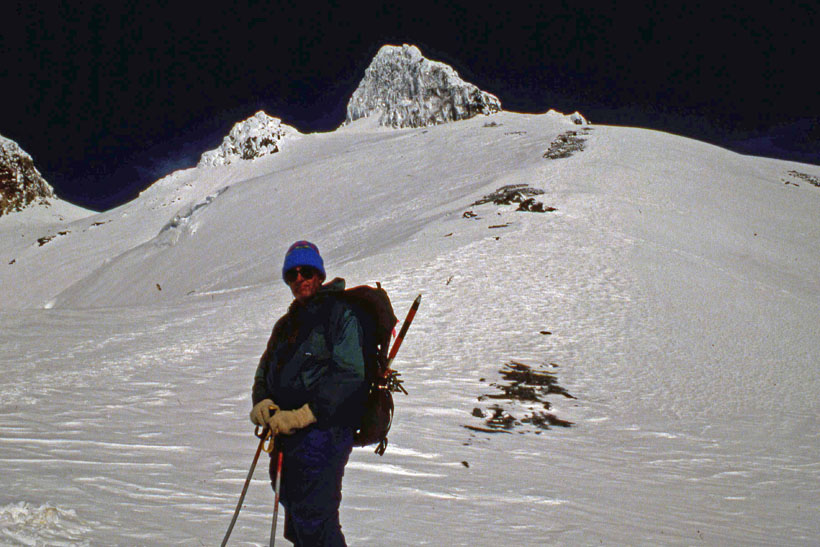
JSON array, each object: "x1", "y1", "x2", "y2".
[{"x1": 2, "y1": 110, "x2": 817, "y2": 311}]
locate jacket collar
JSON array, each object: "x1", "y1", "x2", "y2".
[{"x1": 289, "y1": 277, "x2": 346, "y2": 312}]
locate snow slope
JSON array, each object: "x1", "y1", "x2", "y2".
[{"x1": 1, "y1": 111, "x2": 819, "y2": 545}]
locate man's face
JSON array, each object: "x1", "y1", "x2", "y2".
[{"x1": 286, "y1": 266, "x2": 322, "y2": 303}]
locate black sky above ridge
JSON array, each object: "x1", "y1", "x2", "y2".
[{"x1": 2, "y1": 1, "x2": 818, "y2": 211}]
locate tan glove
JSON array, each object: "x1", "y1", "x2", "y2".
[
  {"x1": 250, "y1": 399, "x2": 279, "y2": 426},
  {"x1": 267, "y1": 404, "x2": 317, "y2": 436}
]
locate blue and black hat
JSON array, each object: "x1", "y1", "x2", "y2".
[{"x1": 282, "y1": 241, "x2": 326, "y2": 283}]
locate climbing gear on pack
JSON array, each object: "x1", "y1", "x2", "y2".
[{"x1": 351, "y1": 290, "x2": 421, "y2": 455}]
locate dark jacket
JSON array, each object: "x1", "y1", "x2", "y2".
[{"x1": 252, "y1": 278, "x2": 367, "y2": 428}]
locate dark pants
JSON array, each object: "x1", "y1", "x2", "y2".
[{"x1": 270, "y1": 426, "x2": 354, "y2": 547}]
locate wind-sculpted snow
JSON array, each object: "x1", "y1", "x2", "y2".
[
  {"x1": 0, "y1": 134, "x2": 54, "y2": 216},
  {"x1": 345, "y1": 44, "x2": 502, "y2": 128},
  {"x1": 198, "y1": 111, "x2": 300, "y2": 166},
  {"x1": 157, "y1": 186, "x2": 229, "y2": 246},
  {"x1": 0, "y1": 502, "x2": 91, "y2": 546}
]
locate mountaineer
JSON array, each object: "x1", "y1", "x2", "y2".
[{"x1": 250, "y1": 241, "x2": 367, "y2": 546}]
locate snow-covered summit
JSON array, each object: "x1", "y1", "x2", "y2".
[
  {"x1": 345, "y1": 44, "x2": 502, "y2": 128},
  {"x1": 198, "y1": 111, "x2": 300, "y2": 167},
  {"x1": 568, "y1": 111, "x2": 589, "y2": 125},
  {"x1": 0, "y1": 134, "x2": 55, "y2": 216}
]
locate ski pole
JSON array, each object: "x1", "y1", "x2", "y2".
[
  {"x1": 269, "y1": 448, "x2": 284, "y2": 546},
  {"x1": 221, "y1": 426, "x2": 273, "y2": 547}
]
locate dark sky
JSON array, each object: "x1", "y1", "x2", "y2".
[{"x1": 3, "y1": 1, "x2": 818, "y2": 211}]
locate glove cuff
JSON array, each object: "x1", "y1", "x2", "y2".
[{"x1": 295, "y1": 403, "x2": 317, "y2": 427}]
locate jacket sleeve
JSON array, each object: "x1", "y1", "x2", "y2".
[
  {"x1": 252, "y1": 355, "x2": 271, "y2": 405},
  {"x1": 252, "y1": 318, "x2": 283, "y2": 405},
  {"x1": 308, "y1": 306, "x2": 366, "y2": 423}
]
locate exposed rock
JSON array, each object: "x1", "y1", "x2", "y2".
[
  {"x1": 0, "y1": 135, "x2": 55, "y2": 216},
  {"x1": 516, "y1": 198, "x2": 556, "y2": 213},
  {"x1": 36, "y1": 230, "x2": 70, "y2": 247},
  {"x1": 473, "y1": 184, "x2": 556, "y2": 212},
  {"x1": 468, "y1": 184, "x2": 556, "y2": 215},
  {"x1": 542, "y1": 109, "x2": 590, "y2": 126},
  {"x1": 345, "y1": 44, "x2": 501, "y2": 128},
  {"x1": 469, "y1": 361, "x2": 574, "y2": 434},
  {"x1": 37, "y1": 235, "x2": 55, "y2": 246},
  {"x1": 786, "y1": 170, "x2": 820, "y2": 188},
  {"x1": 198, "y1": 111, "x2": 300, "y2": 167},
  {"x1": 472, "y1": 184, "x2": 545, "y2": 206},
  {"x1": 543, "y1": 130, "x2": 588, "y2": 159}
]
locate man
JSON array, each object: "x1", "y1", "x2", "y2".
[{"x1": 250, "y1": 241, "x2": 367, "y2": 546}]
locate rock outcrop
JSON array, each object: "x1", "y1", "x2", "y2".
[
  {"x1": 198, "y1": 111, "x2": 300, "y2": 167},
  {"x1": 0, "y1": 135, "x2": 54, "y2": 216},
  {"x1": 345, "y1": 44, "x2": 502, "y2": 128}
]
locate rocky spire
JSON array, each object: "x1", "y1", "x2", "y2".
[
  {"x1": 345, "y1": 44, "x2": 502, "y2": 129},
  {"x1": 0, "y1": 135, "x2": 55, "y2": 216},
  {"x1": 198, "y1": 111, "x2": 300, "y2": 167}
]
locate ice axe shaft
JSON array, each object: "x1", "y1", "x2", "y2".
[
  {"x1": 386, "y1": 294, "x2": 421, "y2": 369},
  {"x1": 221, "y1": 427, "x2": 271, "y2": 546},
  {"x1": 269, "y1": 449, "x2": 284, "y2": 546}
]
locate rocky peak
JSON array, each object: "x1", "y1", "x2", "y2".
[
  {"x1": 198, "y1": 111, "x2": 300, "y2": 167},
  {"x1": 345, "y1": 44, "x2": 502, "y2": 129},
  {"x1": 0, "y1": 135, "x2": 55, "y2": 217},
  {"x1": 568, "y1": 111, "x2": 589, "y2": 125}
]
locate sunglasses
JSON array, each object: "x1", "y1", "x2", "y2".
[{"x1": 284, "y1": 266, "x2": 318, "y2": 284}]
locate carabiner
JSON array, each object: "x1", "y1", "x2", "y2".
[{"x1": 254, "y1": 425, "x2": 275, "y2": 453}]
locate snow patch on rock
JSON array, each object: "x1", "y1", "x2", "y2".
[
  {"x1": 0, "y1": 134, "x2": 55, "y2": 216},
  {"x1": 198, "y1": 111, "x2": 300, "y2": 167},
  {"x1": 345, "y1": 44, "x2": 502, "y2": 128}
]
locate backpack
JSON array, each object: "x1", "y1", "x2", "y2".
[{"x1": 336, "y1": 282, "x2": 403, "y2": 455}]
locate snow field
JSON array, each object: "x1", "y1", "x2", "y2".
[{"x1": 1, "y1": 112, "x2": 819, "y2": 545}]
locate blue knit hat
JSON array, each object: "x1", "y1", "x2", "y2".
[{"x1": 282, "y1": 241, "x2": 326, "y2": 283}]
